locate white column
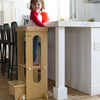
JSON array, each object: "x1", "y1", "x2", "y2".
[{"x1": 53, "y1": 27, "x2": 67, "y2": 99}]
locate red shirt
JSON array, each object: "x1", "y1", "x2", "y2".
[{"x1": 30, "y1": 11, "x2": 44, "y2": 27}]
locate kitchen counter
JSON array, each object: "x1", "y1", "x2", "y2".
[{"x1": 44, "y1": 21, "x2": 100, "y2": 27}]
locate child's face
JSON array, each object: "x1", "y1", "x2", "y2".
[{"x1": 32, "y1": 1, "x2": 42, "y2": 12}]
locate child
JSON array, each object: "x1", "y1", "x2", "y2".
[
  {"x1": 29, "y1": 0, "x2": 45, "y2": 27},
  {"x1": 29, "y1": 0, "x2": 46, "y2": 66}
]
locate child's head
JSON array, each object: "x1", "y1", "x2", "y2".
[{"x1": 30, "y1": 0, "x2": 45, "y2": 11}]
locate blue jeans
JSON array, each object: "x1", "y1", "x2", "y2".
[{"x1": 33, "y1": 36, "x2": 39, "y2": 62}]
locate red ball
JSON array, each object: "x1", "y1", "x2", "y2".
[{"x1": 41, "y1": 12, "x2": 50, "y2": 23}]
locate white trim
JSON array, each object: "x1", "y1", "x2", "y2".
[
  {"x1": 66, "y1": 80, "x2": 100, "y2": 95},
  {"x1": 53, "y1": 87, "x2": 67, "y2": 99},
  {"x1": 66, "y1": 80, "x2": 91, "y2": 94},
  {"x1": 91, "y1": 85, "x2": 100, "y2": 95}
]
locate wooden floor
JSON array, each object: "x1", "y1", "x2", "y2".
[{"x1": 0, "y1": 73, "x2": 100, "y2": 100}]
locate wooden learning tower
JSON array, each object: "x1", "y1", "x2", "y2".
[{"x1": 8, "y1": 27, "x2": 48, "y2": 100}]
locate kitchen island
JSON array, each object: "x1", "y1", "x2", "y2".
[{"x1": 47, "y1": 21, "x2": 100, "y2": 99}]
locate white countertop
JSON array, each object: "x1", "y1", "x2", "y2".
[{"x1": 44, "y1": 21, "x2": 100, "y2": 27}]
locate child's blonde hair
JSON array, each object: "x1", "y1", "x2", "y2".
[{"x1": 30, "y1": 0, "x2": 45, "y2": 11}]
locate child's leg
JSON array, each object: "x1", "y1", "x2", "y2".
[{"x1": 33, "y1": 36, "x2": 40, "y2": 65}]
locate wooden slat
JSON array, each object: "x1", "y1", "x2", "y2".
[
  {"x1": 16, "y1": 26, "x2": 48, "y2": 32},
  {"x1": 19, "y1": 64, "x2": 26, "y2": 68},
  {"x1": 17, "y1": 30, "x2": 25, "y2": 81},
  {"x1": 18, "y1": 64, "x2": 41, "y2": 69},
  {"x1": 8, "y1": 81, "x2": 25, "y2": 87}
]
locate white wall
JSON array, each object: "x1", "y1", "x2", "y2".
[
  {"x1": 3, "y1": 2, "x2": 16, "y2": 24},
  {"x1": 44, "y1": 0, "x2": 58, "y2": 21},
  {"x1": 16, "y1": 0, "x2": 30, "y2": 25},
  {"x1": 0, "y1": 1, "x2": 16, "y2": 25},
  {"x1": 39, "y1": 0, "x2": 70, "y2": 20}
]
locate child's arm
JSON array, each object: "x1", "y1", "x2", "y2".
[{"x1": 30, "y1": 11, "x2": 44, "y2": 27}]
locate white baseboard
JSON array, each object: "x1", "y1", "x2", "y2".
[
  {"x1": 65, "y1": 80, "x2": 91, "y2": 95},
  {"x1": 66, "y1": 80, "x2": 100, "y2": 95},
  {"x1": 49, "y1": 77, "x2": 100, "y2": 96},
  {"x1": 91, "y1": 85, "x2": 100, "y2": 95}
]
